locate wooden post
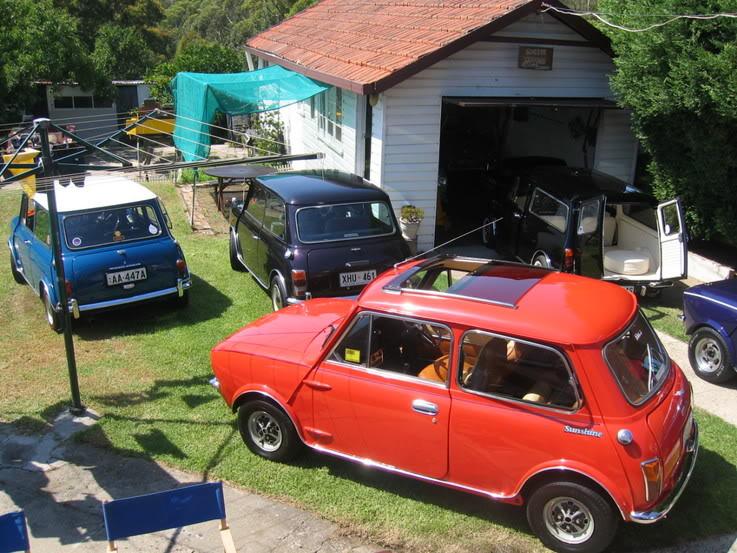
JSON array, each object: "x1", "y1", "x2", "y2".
[{"x1": 219, "y1": 519, "x2": 237, "y2": 553}]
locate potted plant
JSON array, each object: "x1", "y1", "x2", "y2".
[{"x1": 399, "y1": 204, "x2": 424, "y2": 242}]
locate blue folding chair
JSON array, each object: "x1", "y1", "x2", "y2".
[
  {"x1": 0, "y1": 511, "x2": 30, "y2": 553},
  {"x1": 102, "y1": 481, "x2": 236, "y2": 552}
]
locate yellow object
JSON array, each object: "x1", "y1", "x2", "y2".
[
  {"x1": 125, "y1": 116, "x2": 176, "y2": 136},
  {"x1": 344, "y1": 348, "x2": 361, "y2": 363},
  {"x1": 2, "y1": 149, "x2": 39, "y2": 198}
]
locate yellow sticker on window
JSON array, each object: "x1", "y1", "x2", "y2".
[{"x1": 345, "y1": 348, "x2": 361, "y2": 363}]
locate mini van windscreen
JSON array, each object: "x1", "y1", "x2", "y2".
[
  {"x1": 297, "y1": 202, "x2": 395, "y2": 243},
  {"x1": 63, "y1": 204, "x2": 163, "y2": 249},
  {"x1": 604, "y1": 312, "x2": 670, "y2": 405}
]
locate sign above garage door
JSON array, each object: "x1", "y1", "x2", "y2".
[{"x1": 518, "y1": 47, "x2": 554, "y2": 70}]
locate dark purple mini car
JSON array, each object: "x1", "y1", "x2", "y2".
[
  {"x1": 683, "y1": 278, "x2": 737, "y2": 383},
  {"x1": 228, "y1": 170, "x2": 410, "y2": 311}
]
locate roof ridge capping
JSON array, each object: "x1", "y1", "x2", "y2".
[{"x1": 246, "y1": 0, "x2": 611, "y2": 94}]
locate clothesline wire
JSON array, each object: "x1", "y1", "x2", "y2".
[{"x1": 542, "y1": 3, "x2": 737, "y2": 33}]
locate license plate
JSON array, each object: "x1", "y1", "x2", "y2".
[
  {"x1": 106, "y1": 267, "x2": 147, "y2": 286},
  {"x1": 339, "y1": 270, "x2": 376, "y2": 288}
]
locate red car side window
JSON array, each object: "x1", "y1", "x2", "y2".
[{"x1": 460, "y1": 331, "x2": 579, "y2": 410}]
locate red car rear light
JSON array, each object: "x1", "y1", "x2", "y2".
[
  {"x1": 65, "y1": 280, "x2": 73, "y2": 296},
  {"x1": 176, "y1": 259, "x2": 187, "y2": 273},
  {"x1": 292, "y1": 269, "x2": 307, "y2": 296},
  {"x1": 563, "y1": 248, "x2": 574, "y2": 272},
  {"x1": 641, "y1": 458, "x2": 663, "y2": 502}
]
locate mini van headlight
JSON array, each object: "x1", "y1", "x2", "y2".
[{"x1": 641, "y1": 458, "x2": 663, "y2": 502}]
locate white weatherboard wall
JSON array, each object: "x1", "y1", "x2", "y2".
[
  {"x1": 380, "y1": 12, "x2": 620, "y2": 250},
  {"x1": 594, "y1": 109, "x2": 639, "y2": 183},
  {"x1": 282, "y1": 90, "x2": 358, "y2": 174}
]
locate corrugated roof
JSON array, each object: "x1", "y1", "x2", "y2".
[{"x1": 247, "y1": 0, "x2": 542, "y2": 94}]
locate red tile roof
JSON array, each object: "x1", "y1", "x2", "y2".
[{"x1": 246, "y1": 0, "x2": 545, "y2": 94}]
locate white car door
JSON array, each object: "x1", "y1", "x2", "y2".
[{"x1": 657, "y1": 199, "x2": 687, "y2": 280}]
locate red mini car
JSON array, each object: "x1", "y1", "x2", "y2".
[{"x1": 211, "y1": 255, "x2": 698, "y2": 553}]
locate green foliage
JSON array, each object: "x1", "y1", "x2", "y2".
[
  {"x1": 248, "y1": 112, "x2": 287, "y2": 157},
  {"x1": 600, "y1": 0, "x2": 737, "y2": 242},
  {"x1": 54, "y1": 0, "x2": 169, "y2": 54},
  {"x1": 400, "y1": 205, "x2": 425, "y2": 224},
  {"x1": 287, "y1": 0, "x2": 319, "y2": 17},
  {"x1": 145, "y1": 39, "x2": 244, "y2": 104},
  {"x1": 163, "y1": 0, "x2": 298, "y2": 48},
  {"x1": 0, "y1": 0, "x2": 97, "y2": 122},
  {"x1": 92, "y1": 24, "x2": 157, "y2": 81}
]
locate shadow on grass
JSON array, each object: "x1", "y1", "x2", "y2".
[
  {"x1": 73, "y1": 273, "x2": 231, "y2": 341},
  {"x1": 88, "y1": 374, "x2": 217, "y2": 409},
  {"x1": 614, "y1": 445, "x2": 737, "y2": 550},
  {"x1": 296, "y1": 449, "x2": 531, "y2": 535}
]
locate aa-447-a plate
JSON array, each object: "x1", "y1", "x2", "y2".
[
  {"x1": 339, "y1": 270, "x2": 376, "y2": 288},
  {"x1": 106, "y1": 267, "x2": 148, "y2": 286}
]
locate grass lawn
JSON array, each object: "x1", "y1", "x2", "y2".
[{"x1": 1, "y1": 181, "x2": 734, "y2": 552}]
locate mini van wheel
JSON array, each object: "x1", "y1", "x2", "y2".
[
  {"x1": 237, "y1": 400, "x2": 303, "y2": 462},
  {"x1": 689, "y1": 327, "x2": 735, "y2": 383},
  {"x1": 481, "y1": 216, "x2": 496, "y2": 249},
  {"x1": 229, "y1": 230, "x2": 246, "y2": 272},
  {"x1": 270, "y1": 275, "x2": 287, "y2": 311},
  {"x1": 42, "y1": 290, "x2": 62, "y2": 333},
  {"x1": 526, "y1": 482, "x2": 618, "y2": 553},
  {"x1": 10, "y1": 253, "x2": 24, "y2": 284},
  {"x1": 532, "y1": 254, "x2": 550, "y2": 269}
]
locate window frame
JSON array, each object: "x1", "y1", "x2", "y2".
[
  {"x1": 602, "y1": 311, "x2": 670, "y2": 407},
  {"x1": 261, "y1": 190, "x2": 287, "y2": 242},
  {"x1": 325, "y1": 310, "x2": 453, "y2": 389},
  {"x1": 294, "y1": 201, "x2": 397, "y2": 244},
  {"x1": 457, "y1": 329, "x2": 583, "y2": 413},
  {"x1": 314, "y1": 88, "x2": 343, "y2": 149},
  {"x1": 528, "y1": 188, "x2": 570, "y2": 233},
  {"x1": 33, "y1": 205, "x2": 52, "y2": 247},
  {"x1": 61, "y1": 202, "x2": 164, "y2": 251},
  {"x1": 242, "y1": 183, "x2": 267, "y2": 227}
]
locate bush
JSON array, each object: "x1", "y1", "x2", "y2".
[{"x1": 601, "y1": 0, "x2": 737, "y2": 244}]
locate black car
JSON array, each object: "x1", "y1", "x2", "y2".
[
  {"x1": 483, "y1": 166, "x2": 688, "y2": 295},
  {"x1": 229, "y1": 170, "x2": 410, "y2": 310}
]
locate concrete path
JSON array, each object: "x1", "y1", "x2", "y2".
[
  {"x1": 0, "y1": 411, "x2": 382, "y2": 553},
  {"x1": 658, "y1": 331, "x2": 737, "y2": 427}
]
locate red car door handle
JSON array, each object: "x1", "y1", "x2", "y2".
[
  {"x1": 304, "y1": 380, "x2": 332, "y2": 391},
  {"x1": 412, "y1": 399, "x2": 438, "y2": 416}
]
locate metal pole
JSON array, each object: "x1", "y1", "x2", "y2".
[
  {"x1": 35, "y1": 118, "x2": 85, "y2": 416},
  {"x1": 191, "y1": 169, "x2": 197, "y2": 228}
]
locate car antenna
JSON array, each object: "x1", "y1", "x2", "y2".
[{"x1": 393, "y1": 217, "x2": 503, "y2": 269}]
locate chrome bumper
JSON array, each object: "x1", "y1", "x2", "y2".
[
  {"x1": 209, "y1": 377, "x2": 220, "y2": 390},
  {"x1": 73, "y1": 278, "x2": 192, "y2": 313},
  {"x1": 630, "y1": 421, "x2": 699, "y2": 524}
]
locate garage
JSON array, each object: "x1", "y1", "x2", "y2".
[
  {"x1": 437, "y1": 97, "x2": 628, "y2": 245},
  {"x1": 248, "y1": 1, "x2": 642, "y2": 251}
]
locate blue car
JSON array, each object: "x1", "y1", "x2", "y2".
[
  {"x1": 8, "y1": 175, "x2": 191, "y2": 331},
  {"x1": 683, "y1": 278, "x2": 737, "y2": 383}
]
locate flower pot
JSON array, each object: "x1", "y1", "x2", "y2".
[{"x1": 400, "y1": 220, "x2": 420, "y2": 241}]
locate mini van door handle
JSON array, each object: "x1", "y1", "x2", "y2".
[{"x1": 412, "y1": 399, "x2": 438, "y2": 416}]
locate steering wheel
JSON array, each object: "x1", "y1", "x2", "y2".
[{"x1": 432, "y1": 354, "x2": 449, "y2": 381}]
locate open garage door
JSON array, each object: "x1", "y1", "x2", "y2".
[{"x1": 436, "y1": 97, "x2": 635, "y2": 246}]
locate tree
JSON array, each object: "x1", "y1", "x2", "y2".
[
  {"x1": 92, "y1": 24, "x2": 157, "y2": 80},
  {"x1": 600, "y1": 0, "x2": 737, "y2": 243},
  {"x1": 163, "y1": 0, "x2": 297, "y2": 48},
  {"x1": 0, "y1": 0, "x2": 97, "y2": 123},
  {"x1": 146, "y1": 39, "x2": 244, "y2": 104},
  {"x1": 54, "y1": 0, "x2": 170, "y2": 55}
]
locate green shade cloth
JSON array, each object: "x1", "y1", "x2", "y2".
[{"x1": 172, "y1": 66, "x2": 329, "y2": 161}]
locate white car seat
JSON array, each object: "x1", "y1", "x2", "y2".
[{"x1": 603, "y1": 248, "x2": 651, "y2": 275}]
